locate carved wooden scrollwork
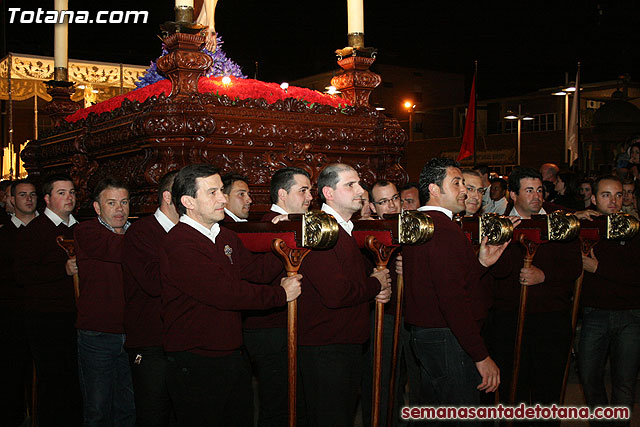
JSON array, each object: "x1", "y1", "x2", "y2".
[
  {"x1": 23, "y1": 39, "x2": 408, "y2": 216},
  {"x1": 156, "y1": 33, "x2": 213, "y2": 98}
]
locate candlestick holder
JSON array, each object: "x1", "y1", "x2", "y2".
[
  {"x1": 156, "y1": 32, "x2": 213, "y2": 98},
  {"x1": 160, "y1": 5, "x2": 207, "y2": 36},
  {"x1": 332, "y1": 39, "x2": 380, "y2": 107},
  {"x1": 42, "y1": 78, "x2": 79, "y2": 127}
]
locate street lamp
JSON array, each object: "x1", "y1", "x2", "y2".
[
  {"x1": 404, "y1": 100, "x2": 416, "y2": 141},
  {"x1": 552, "y1": 83, "x2": 576, "y2": 163},
  {"x1": 504, "y1": 105, "x2": 533, "y2": 166}
]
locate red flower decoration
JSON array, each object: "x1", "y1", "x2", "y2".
[{"x1": 65, "y1": 77, "x2": 350, "y2": 123}]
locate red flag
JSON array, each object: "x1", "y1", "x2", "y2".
[{"x1": 457, "y1": 72, "x2": 476, "y2": 161}]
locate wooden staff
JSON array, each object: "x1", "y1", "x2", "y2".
[
  {"x1": 271, "y1": 238, "x2": 310, "y2": 427},
  {"x1": 364, "y1": 235, "x2": 398, "y2": 427},
  {"x1": 55, "y1": 236, "x2": 79, "y2": 302},
  {"x1": 386, "y1": 270, "x2": 403, "y2": 427},
  {"x1": 509, "y1": 234, "x2": 540, "y2": 404},
  {"x1": 559, "y1": 237, "x2": 597, "y2": 404}
]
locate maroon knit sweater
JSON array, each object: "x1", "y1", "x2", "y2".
[
  {"x1": 15, "y1": 214, "x2": 76, "y2": 313},
  {"x1": 490, "y1": 238, "x2": 582, "y2": 314},
  {"x1": 581, "y1": 234, "x2": 640, "y2": 310},
  {"x1": 122, "y1": 214, "x2": 167, "y2": 348},
  {"x1": 0, "y1": 221, "x2": 23, "y2": 309},
  {"x1": 403, "y1": 211, "x2": 490, "y2": 362},
  {"x1": 241, "y1": 210, "x2": 288, "y2": 329},
  {"x1": 297, "y1": 227, "x2": 381, "y2": 346},
  {"x1": 74, "y1": 218, "x2": 126, "y2": 333},
  {"x1": 161, "y1": 222, "x2": 285, "y2": 357}
]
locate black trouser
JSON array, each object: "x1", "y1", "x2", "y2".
[
  {"x1": 243, "y1": 327, "x2": 288, "y2": 427},
  {"x1": 166, "y1": 350, "x2": 253, "y2": 427},
  {"x1": 128, "y1": 346, "x2": 174, "y2": 427},
  {"x1": 25, "y1": 311, "x2": 82, "y2": 427},
  {"x1": 362, "y1": 313, "x2": 415, "y2": 427},
  {"x1": 485, "y1": 310, "x2": 571, "y2": 407},
  {"x1": 0, "y1": 306, "x2": 31, "y2": 427},
  {"x1": 298, "y1": 343, "x2": 363, "y2": 427}
]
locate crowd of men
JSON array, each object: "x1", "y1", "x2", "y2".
[{"x1": 0, "y1": 158, "x2": 637, "y2": 427}]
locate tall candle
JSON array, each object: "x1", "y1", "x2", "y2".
[
  {"x1": 175, "y1": 0, "x2": 194, "y2": 7},
  {"x1": 54, "y1": 0, "x2": 68, "y2": 69},
  {"x1": 347, "y1": 0, "x2": 364, "y2": 34}
]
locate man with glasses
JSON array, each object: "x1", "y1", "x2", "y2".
[
  {"x1": 363, "y1": 179, "x2": 418, "y2": 425},
  {"x1": 369, "y1": 180, "x2": 401, "y2": 218},
  {"x1": 462, "y1": 170, "x2": 486, "y2": 217}
]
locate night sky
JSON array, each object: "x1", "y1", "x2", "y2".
[{"x1": 4, "y1": 0, "x2": 640, "y2": 98}]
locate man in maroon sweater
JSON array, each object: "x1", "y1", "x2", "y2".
[
  {"x1": 486, "y1": 167, "x2": 582, "y2": 407},
  {"x1": 579, "y1": 176, "x2": 640, "y2": 425},
  {"x1": 222, "y1": 172, "x2": 252, "y2": 222},
  {"x1": 161, "y1": 164, "x2": 302, "y2": 427},
  {"x1": 362, "y1": 179, "x2": 414, "y2": 426},
  {"x1": 403, "y1": 157, "x2": 507, "y2": 409},
  {"x1": 0, "y1": 179, "x2": 37, "y2": 426},
  {"x1": 297, "y1": 163, "x2": 391, "y2": 427},
  {"x1": 15, "y1": 174, "x2": 82, "y2": 426},
  {"x1": 74, "y1": 177, "x2": 135, "y2": 426},
  {"x1": 241, "y1": 166, "x2": 312, "y2": 427},
  {"x1": 122, "y1": 171, "x2": 179, "y2": 427}
]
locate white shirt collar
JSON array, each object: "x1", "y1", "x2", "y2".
[
  {"x1": 10, "y1": 211, "x2": 39, "y2": 228},
  {"x1": 321, "y1": 203, "x2": 354, "y2": 235},
  {"x1": 154, "y1": 208, "x2": 176, "y2": 233},
  {"x1": 270, "y1": 204, "x2": 289, "y2": 216},
  {"x1": 180, "y1": 214, "x2": 220, "y2": 243},
  {"x1": 224, "y1": 207, "x2": 247, "y2": 222},
  {"x1": 509, "y1": 206, "x2": 547, "y2": 218},
  {"x1": 44, "y1": 207, "x2": 78, "y2": 227},
  {"x1": 418, "y1": 205, "x2": 453, "y2": 220}
]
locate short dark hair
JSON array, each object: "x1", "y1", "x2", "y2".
[
  {"x1": 557, "y1": 171, "x2": 580, "y2": 199},
  {"x1": 270, "y1": 167, "x2": 310, "y2": 204},
  {"x1": 593, "y1": 175, "x2": 622, "y2": 195},
  {"x1": 157, "y1": 170, "x2": 179, "y2": 205},
  {"x1": 622, "y1": 177, "x2": 635, "y2": 187},
  {"x1": 400, "y1": 182, "x2": 424, "y2": 206},
  {"x1": 92, "y1": 177, "x2": 130, "y2": 202},
  {"x1": 11, "y1": 179, "x2": 36, "y2": 196},
  {"x1": 542, "y1": 180, "x2": 555, "y2": 201},
  {"x1": 508, "y1": 167, "x2": 542, "y2": 195},
  {"x1": 42, "y1": 174, "x2": 73, "y2": 196},
  {"x1": 462, "y1": 169, "x2": 482, "y2": 179},
  {"x1": 419, "y1": 157, "x2": 459, "y2": 203},
  {"x1": 579, "y1": 178, "x2": 593, "y2": 189},
  {"x1": 172, "y1": 164, "x2": 220, "y2": 216},
  {"x1": 221, "y1": 173, "x2": 249, "y2": 196},
  {"x1": 317, "y1": 163, "x2": 354, "y2": 203},
  {"x1": 0, "y1": 180, "x2": 12, "y2": 193},
  {"x1": 491, "y1": 177, "x2": 508, "y2": 192},
  {"x1": 370, "y1": 180, "x2": 397, "y2": 202},
  {"x1": 474, "y1": 165, "x2": 489, "y2": 176}
]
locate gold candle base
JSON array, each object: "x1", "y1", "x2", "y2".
[
  {"x1": 174, "y1": 6, "x2": 194, "y2": 24},
  {"x1": 348, "y1": 32, "x2": 365, "y2": 49},
  {"x1": 54, "y1": 67, "x2": 68, "y2": 82}
]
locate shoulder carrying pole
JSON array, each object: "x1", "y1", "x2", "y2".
[
  {"x1": 271, "y1": 239, "x2": 310, "y2": 427},
  {"x1": 226, "y1": 211, "x2": 340, "y2": 427},
  {"x1": 56, "y1": 235, "x2": 79, "y2": 302},
  {"x1": 364, "y1": 236, "x2": 398, "y2": 427},
  {"x1": 510, "y1": 234, "x2": 539, "y2": 404}
]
